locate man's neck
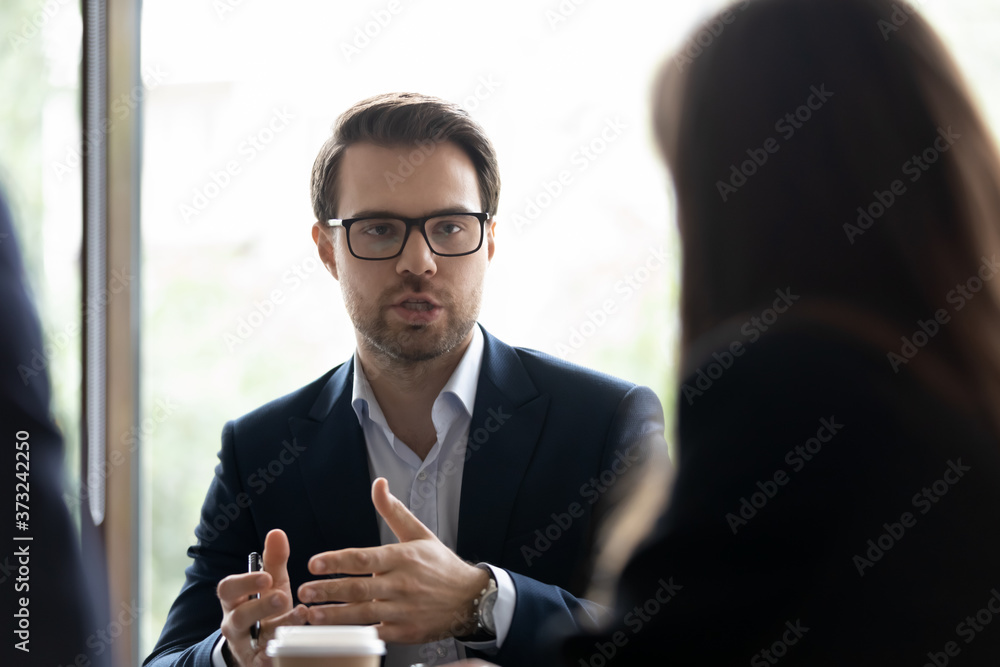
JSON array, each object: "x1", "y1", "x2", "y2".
[{"x1": 357, "y1": 329, "x2": 474, "y2": 459}]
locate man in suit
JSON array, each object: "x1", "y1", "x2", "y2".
[{"x1": 145, "y1": 92, "x2": 668, "y2": 667}]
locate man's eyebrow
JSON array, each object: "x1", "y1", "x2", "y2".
[{"x1": 344, "y1": 207, "x2": 480, "y2": 219}]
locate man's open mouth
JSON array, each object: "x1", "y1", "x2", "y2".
[{"x1": 400, "y1": 300, "x2": 435, "y2": 312}]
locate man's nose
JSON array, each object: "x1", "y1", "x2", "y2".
[{"x1": 395, "y1": 227, "x2": 437, "y2": 276}]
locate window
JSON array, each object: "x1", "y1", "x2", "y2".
[{"x1": 1, "y1": 0, "x2": 83, "y2": 533}]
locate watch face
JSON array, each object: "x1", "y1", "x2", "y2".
[{"x1": 482, "y1": 590, "x2": 498, "y2": 633}]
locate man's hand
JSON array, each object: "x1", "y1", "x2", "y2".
[
  {"x1": 218, "y1": 529, "x2": 308, "y2": 666},
  {"x1": 298, "y1": 477, "x2": 490, "y2": 644}
]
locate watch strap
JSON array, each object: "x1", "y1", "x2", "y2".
[{"x1": 464, "y1": 564, "x2": 498, "y2": 639}]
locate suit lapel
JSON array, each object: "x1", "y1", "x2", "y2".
[
  {"x1": 288, "y1": 359, "x2": 381, "y2": 551},
  {"x1": 457, "y1": 328, "x2": 550, "y2": 564},
  {"x1": 286, "y1": 330, "x2": 551, "y2": 562}
]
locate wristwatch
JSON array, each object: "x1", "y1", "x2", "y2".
[{"x1": 469, "y1": 565, "x2": 499, "y2": 638}]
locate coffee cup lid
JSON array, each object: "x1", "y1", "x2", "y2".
[{"x1": 265, "y1": 626, "x2": 386, "y2": 657}]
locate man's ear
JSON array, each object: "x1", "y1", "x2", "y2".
[
  {"x1": 312, "y1": 222, "x2": 339, "y2": 280},
  {"x1": 486, "y1": 218, "x2": 496, "y2": 263}
]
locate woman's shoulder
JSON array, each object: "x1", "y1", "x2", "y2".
[{"x1": 676, "y1": 322, "x2": 999, "y2": 502}]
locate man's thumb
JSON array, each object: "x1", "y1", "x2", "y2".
[
  {"x1": 371, "y1": 477, "x2": 435, "y2": 542},
  {"x1": 262, "y1": 528, "x2": 292, "y2": 588}
]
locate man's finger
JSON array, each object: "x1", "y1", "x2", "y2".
[
  {"x1": 307, "y1": 600, "x2": 388, "y2": 627},
  {"x1": 221, "y1": 601, "x2": 307, "y2": 659},
  {"x1": 258, "y1": 603, "x2": 309, "y2": 641},
  {"x1": 262, "y1": 528, "x2": 292, "y2": 591},
  {"x1": 227, "y1": 589, "x2": 290, "y2": 630},
  {"x1": 299, "y1": 571, "x2": 397, "y2": 604},
  {"x1": 217, "y1": 572, "x2": 273, "y2": 611},
  {"x1": 308, "y1": 545, "x2": 392, "y2": 576},
  {"x1": 371, "y1": 477, "x2": 435, "y2": 543}
]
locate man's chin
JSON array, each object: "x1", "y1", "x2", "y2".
[
  {"x1": 367, "y1": 318, "x2": 474, "y2": 363},
  {"x1": 364, "y1": 323, "x2": 438, "y2": 361}
]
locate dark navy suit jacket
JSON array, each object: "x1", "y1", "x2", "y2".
[{"x1": 146, "y1": 326, "x2": 666, "y2": 667}]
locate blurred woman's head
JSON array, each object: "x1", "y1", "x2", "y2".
[{"x1": 655, "y1": 0, "x2": 1000, "y2": 428}]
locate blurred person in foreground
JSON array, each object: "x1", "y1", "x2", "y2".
[
  {"x1": 560, "y1": 0, "x2": 1000, "y2": 664},
  {"x1": 0, "y1": 186, "x2": 109, "y2": 666},
  {"x1": 146, "y1": 93, "x2": 669, "y2": 667}
]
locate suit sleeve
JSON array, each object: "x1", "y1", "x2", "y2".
[
  {"x1": 489, "y1": 385, "x2": 670, "y2": 666},
  {"x1": 144, "y1": 421, "x2": 259, "y2": 667}
]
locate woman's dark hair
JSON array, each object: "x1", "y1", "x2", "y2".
[{"x1": 655, "y1": 0, "x2": 1000, "y2": 433}]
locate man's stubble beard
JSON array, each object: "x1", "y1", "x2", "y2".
[{"x1": 342, "y1": 275, "x2": 483, "y2": 367}]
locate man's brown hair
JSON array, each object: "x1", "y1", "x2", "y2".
[{"x1": 310, "y1": 92, "x2": 500, "y2": 220}]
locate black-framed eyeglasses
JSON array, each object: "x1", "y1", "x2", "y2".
[{"x1": 322, "y1": 212, "x2": 490, "y2": 261}]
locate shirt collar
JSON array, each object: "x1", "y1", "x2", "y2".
[
  {"x1": 438, "y1": 323, "x2": 484, "y2": 417},
  {"x1": 350, "y1": 324, "x2": 484, "y2": 428}
]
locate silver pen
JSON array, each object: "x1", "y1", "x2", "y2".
[{"x1": 249, "y1": 552, "x2": 263, "y2": 649}]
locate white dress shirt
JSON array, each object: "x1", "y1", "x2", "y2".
[{"x1": 212, "y1": 325, "x2": 516, "y2": 667}]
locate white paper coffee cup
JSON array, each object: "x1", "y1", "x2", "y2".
[{"x1": 266, "y1": 626, "x2": 385, "y2": 667}]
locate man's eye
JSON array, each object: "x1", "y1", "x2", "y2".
[
  {"x1": 430, "y1": 219, "x2": 469, "y2": 236},
  {"x1": 360, "y1": 222, "x2": 398, "y2": 236}
]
